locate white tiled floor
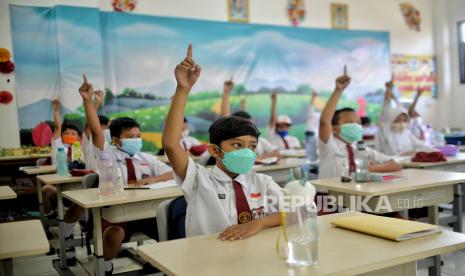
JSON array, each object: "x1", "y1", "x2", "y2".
[{"x1": 11, "y1": 215, "x2": 465, "y2": 276}]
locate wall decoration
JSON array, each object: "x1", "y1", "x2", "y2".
[
  {"x1": 399, "y1": 3, "x2": 421, "y2": 31},
  {"x1": 287, "y1": 0, "x2": 305, "y2": 27},
  {"x1": 10, "y1": 5, "x2": 391, "y2": 150},
  {"x1": 331, "y1": 3, "x2": 348, "y2": 29},
  {"x1": 112, "y1": 0, "x2": 137, "y2": 13},
  {"x1": 0, "y1": 60, "x2": 15, "y2": 74},
  {"x1": 0, "y1": 48, "x2": 11, "y2": 62},
  {"x1": 228, "y1": 0, "x2": 249, "y2": 23},
  {"x1": 0, "y1": 91, "x2": 13, "y2": 104},
  {"x1": 392, "y1": 54, "x2": 436, "y2": 98}
]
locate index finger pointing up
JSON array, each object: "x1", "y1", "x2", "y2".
[
  {"x1": 187, "y1": 44, "x2": 193, "y2": 59},
  {"x1": 83, "y1": 74, "x2": 88, "y2": 84},
  {"x1": 343, "y1": 65, "x2": 348, "y2": 76}
]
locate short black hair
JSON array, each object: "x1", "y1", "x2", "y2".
[
  {"x1": 61, "y1": 123, "x2": 82, "y2": 136},
  {"x1": 98, "y1": 115, "x2": 110, "y2": 126},
  {"x1": 209, "y1": 116, "x2": 260, "y2": 145},
  {"x1": 360, "y1": 116, "x2": 371, "y2": 126},
  {"x1": 109, "y1": 117, "x2": 140, "y2": 138},
  {"x1": 332, "y1": 107, "x2": 356, "y2": 125},
  {"x1": 231, "y1": 111, "x2": 252, "y2": 120}
]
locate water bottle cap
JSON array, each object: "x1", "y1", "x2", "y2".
[
  {"x1": 58, "y1": 147, "x2": 65, "y2": 152},
  {"x1": 73, "y1": 141, "x2": 80, "y2": 146}
]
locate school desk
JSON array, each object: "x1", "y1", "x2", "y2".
[
  {"x1": 0, "y1": 220, "x2": 49, "y2": 276},
  {"x1": 63, "y1": 187, "x2": 182, "y2": 276},
  {"x1": 0, "y1": 154, "x2": 51, "y2": 166},
  {"x1": 0, "y1": 186, "x2": 16, "y2": 200},
  {"x1": 21, "y1": 165, "x2": 56, "y2": 175},
  {"x1": 36, "y1": 173, "x2": 84, "y2": 273},
  {"x1": 400, "y1": 152, "x2": 465, "y2": 172},
  {"x1": 137, "y1": 212, "x2": 465, "y2": 276},
  {"x1": 254, "y1": 158, "x2": 310, "y2": 185},
  {"x1": 279, "y1": 149, "x2": 307, "y2": 158},
  {"x1": 157, "y1": 155, "x2": 203, "y2": 164}
]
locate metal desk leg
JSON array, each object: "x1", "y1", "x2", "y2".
[
  {"x1": 0, "y1": 259, "x2": 13, "y2": 276},
  {"x1": 53, "y1": 185, "x2": 74, "y2": 275},
  {"x1": 37, "y1": 178, "x2": 45, "y2": 225},
  {"x1": 428, "y1": 205, "x2": 441, "y2": 276},
  {"x1": 453, "y1": 184, "x2": 463, "y2": 233},
  {"x1": 93, "y1": 207, "x2": 105, "y2": 276}
]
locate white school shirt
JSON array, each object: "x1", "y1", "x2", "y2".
[
  {"x1": 265, "y1": 127, "x2": 301, "y2": 150},
  {"x1": 81, "y1": 134, "x2": 98, "y2": 170},
  {"x1": 318, "y1": 134, "x2": 392, "y2": 179},
  {"x1": 180, "y1": 136, "x2": 201, "y2": 151},
  {"x1": 256, "y1": 137, "x2": 278, "y2": 156},
  {"x1": 94, "y1": 142, "x2": 172, "y2": 184},
  {"x1": 175, "y1": 157, "x2": 282, "y2": 237}
]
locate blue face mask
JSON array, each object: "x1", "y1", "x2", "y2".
[
  {"x1": 103, "y1": 129, "x2": 112, "y2": 143},
  {"x1": 121, "y1": 138, "x2": 142, "y2": 156},
  {"x1": 277, "y1": 130, "x2": 289, "y2": 138},
  {"x1": 339, "y1": 123, "x2": 363, "y2": 143},
  {"x1": 217, "y1": 147, "x2": 257, "y2": 174}
]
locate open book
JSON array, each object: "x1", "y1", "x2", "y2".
[
  {"x1": 146, "y1": 179, "x2": 177, "y2": 190},
  {"x1": 331, "y1": 214, "x2": 442, "y2": 241}
]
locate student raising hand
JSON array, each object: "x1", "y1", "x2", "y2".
[
  {"x1": 79, "y1": 74, "x2": 94, "y2": 102},
  {"x1": 335, "y1": 65, "x2": 351, "y2": 92},
  {"x1": 52, "y1": 98, "x2": 61, "y2": 111},
  {"x1": 224, "y1": 76, "x2": 234, "y2": 93},
  {"x1": 174, "y1": 44, "x2": 201, "y2": 90},
  {"x1": 93, "y1": 90, "x2": 104, "y2": 109}
]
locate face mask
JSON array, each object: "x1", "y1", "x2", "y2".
[
  {"x1": 217, "y1": 146, "x2": 257, "y2": 174},
  {"x1": 181, "y1": 129, "x2": 189, "y2": 138},
  {"x1": 62, "y1": 135, "x2": 78, "y2": 145},
  {"x1": 277, "y1": 130, "x2": 289, "y2": 138},
  {"x1": 103, "y1": 129, "x2": 112, "y2": 143},
  {"x1": 121, "y1": 138, "x2": 142, "y2": 156},
  {"x1": 392, "y1": 122, "x2": 408, "y2": 133},
  {"x1": 339, "y1": 123, "x2": 363, "y2": 143}
]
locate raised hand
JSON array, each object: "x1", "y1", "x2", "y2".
[
  {"x1": 93, "y1": 90, "x2": 104, "y2": 106},
  {"x1": 415, "y1": 86, "x2": 425, "y2": 98},
  {"x1": 271, "y1": 90, "x2": 277, "y2": 103},
  {"x1": 174, "y1": 44, "x2": 201, "y2": 90},
  {"x1": 385, "y1": 73, "x2": 394, "y2": 91},
  {"x1": 52, "y1": 98, "x2": 61, "y2": 111},
  {"x1": 224, "y1": 76, "x2": 234, "y2": 93},
  {"x1": 335, "y1": 65, "x2": 351, "y2": 91},
  {"x1": 79, "y1": 74, "x2": 94, "y2": 102},
  {"x1": 240, "y1": 97, "x2": 246, "y2": 111}
]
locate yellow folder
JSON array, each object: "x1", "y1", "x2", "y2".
[{"x1": 331, "y1": 214, "x2": 442, "y2": 241}]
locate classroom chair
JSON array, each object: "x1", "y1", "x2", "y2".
[{"x1": 156, "y1": 196, "x2": 187, "y2": 242}]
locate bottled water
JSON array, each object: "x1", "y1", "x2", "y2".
[
  {"x1": 56, "y1": 147, "x2": 68, "y2": 176},
  {"x1": 305, "y1": 131, "x2": 318, "y2": 162},
  {"x1": 72, "y1": 141, "x2": 83, "y2": 162},
  {"x1": 96, "y1": 151, "x2": 117, "y2": 195},
  {"x1": 354, "y1": 141, "x2": 370, "y2": 182}
]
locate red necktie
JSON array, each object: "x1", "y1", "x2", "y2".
[
  {"x1": 67, "y1": 147, "x2": 72, "y2": 163},
  {"x1": 280, "y1": 136, "x2": 290, "y2": 149},
  {"x1": 126, "y1": 158, "x2": 137, "y2": 184},
  {"x1": 346, "y1": 144, "x2": 356, "y2": 173},
  {"x1": 232, "y1": 180, "x2": 252, "y2": 224}
]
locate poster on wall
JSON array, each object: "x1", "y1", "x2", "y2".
[
  {"x1": 287, "y1": 0, "x2": 305, "y2": 27},
  {"x1": 228, "y1": 0, "x2": 249, "y2": 23},
  {"x1": 331, "y1": 3, "x2": 348, "y2": 29},
  {"x1": 10, "y1": 5, "x2": 391, "y2": 151},
  {"x1": 391, "y1": 54, "x2": 436, "y2": 98}
]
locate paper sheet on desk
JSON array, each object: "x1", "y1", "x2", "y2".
[{"x1": 146, "y1": 180, "x2": 178, "y2": 190}]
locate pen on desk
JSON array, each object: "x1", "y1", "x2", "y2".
[{"x1": 124, "y1": 187, "x2": 150, "y2": 190}]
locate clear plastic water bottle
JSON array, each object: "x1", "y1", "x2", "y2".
[
  {"x1": 72, "y1": 141, "x2": 83, "y2": 162},
  {"x1": 284, "y1": 180, "x2": 319, "y2": 267},
  {"x1": 56, "y1": 147, "x2": 69, "y2": 176},
  {"x1": 96, "y1": 151, "x2": 118, "y2": 195},
  {"x1": 354, "y1": 141, "x2": 370, "y2": 182},
  {"x1": 305, "y1": 131, "x2": 318, "y2": 162}
]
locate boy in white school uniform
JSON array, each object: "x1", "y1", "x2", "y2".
[
  {"x1": 318, "y1": 66, "x2": 402, "y2": 179},
  {"x1": 78, "y1": 75, "x2": 173, "y2": 275},
  {"x1": 163, "y1": 45, "x2": 281, "y2": 239},
  {"x1": 265, "y1": 92, "x2": 301, "y2": 150}
]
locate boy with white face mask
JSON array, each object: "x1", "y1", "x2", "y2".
[
  {"x1": 319, "y1": 66, "x2": 402, "y2": 179},
  {"x1": 78, "y1": 75, "x2": 173, "y2": 275}
]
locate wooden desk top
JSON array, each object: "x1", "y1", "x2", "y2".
[
  {"x1": 157, "y1": 155, "x2": 203, "y2": 164},
  {"x1": 0, "y1": 154, "x2": 51, "y2": 162},
  {"x1": 279, "y1": 149, "x2": 307, "y2": 158},
  {"x1": 138, "y1": 212, "x2": 465, "y2": 276},
  {"x1": 401, "y1": 152, "x2": 465, "y2": 168},
  {"x1": 37, "y1": 174, "x2": 84, "y2": 185},
  {"x1": 0, "y1": 186, "x2": 17, "y2": 200},
  {"x1": 21, "y1": 165, "x2": 56, "y2": 175},
  {"x1": 310, "y1": 169, "x2": 465, "y2": 196},
  {"x1": 254, "y1": 158, "x2": 309, "y2": 173},
  {"x1": 63, "y1": 187, "x2": 183, "y2": 208},
  {"x1": 0, "y1": 220, "x2": 49, "y2": 260}
]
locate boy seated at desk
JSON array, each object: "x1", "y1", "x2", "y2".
[
  {"x1": 77, "y1": 75, "x2": 174, "y2": 275},
  {"x1": 318, "y1": 66, "x2": 402, "y2": 179},
  {"x1": 162, "y1": 44, "x2": 281, "y2": 239}
]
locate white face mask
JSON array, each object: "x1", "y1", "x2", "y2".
[
  {"x1": 181, "y1": 129, "x2": 189, "y2": 138},
  {"x1": 392, "y1": 122, "x2": 408, "y2": 133}
]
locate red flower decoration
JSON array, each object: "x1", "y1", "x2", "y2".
[
  {"x1": 0, "y1": 60, "x2": 15, "y2": 74},
  {"x1": 0, "y1": 91, "x2": 13, "y2": 104}
]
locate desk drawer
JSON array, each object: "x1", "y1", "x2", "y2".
[{"x1": 102, "y1": 199, "x2": 166, "y2": 223}]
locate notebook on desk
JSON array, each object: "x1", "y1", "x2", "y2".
[
  {"x1": 331, "y1": 214, "x2": 441, "y2": 241},
  {"x1": 146, "y1": 180, "x2": 177, "y2": 190}
]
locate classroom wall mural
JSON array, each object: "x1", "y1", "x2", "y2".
[{"x1": 10, "y1": 5, "x2": 391, "y2": 151}]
